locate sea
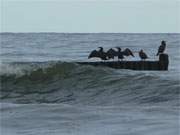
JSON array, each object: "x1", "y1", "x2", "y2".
[{"x1": 0, "y1": 33, "x2": 180, "y2": 135}]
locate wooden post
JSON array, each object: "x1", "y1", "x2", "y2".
[{"x1": 159, "y1": 53, "x2": 169, "y2": 70}]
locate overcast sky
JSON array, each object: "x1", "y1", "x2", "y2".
[{"x1": 1, "y1": 0, "x2": 180, "y2": 33}]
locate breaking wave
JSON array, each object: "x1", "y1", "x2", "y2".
[{"x1": 0, "y1": 61, "x2": 179, "y2": 105}]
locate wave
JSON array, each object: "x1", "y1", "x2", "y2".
[{"x1": 0, "y1": 61, "x2": 179, "y2": 105}]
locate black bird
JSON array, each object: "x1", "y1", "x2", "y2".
[
  {"x1": 156, "y1": 40, "x2": 166, "y2": 56},
  {"x1": 122, "y1": 48, "x2": 135, "y2": 57},
  {"x1": 106, "y1": 48, "x2": 117, "y2": 60},
  {"x1": 139, "y1": 49, "x2": 148, "y2": 60},
  {"x1": 88, "y1": 50, "x2": 99, "y2": 58},
  {"x1": 98, "y1": 47, "x2": 108, "y2": 60},
  {"x1": 116, "y1": 47, "x2": 124, "y2": 61},
  {"x1": 88, "y1": 47, "x2": 108, "y2": 60}
]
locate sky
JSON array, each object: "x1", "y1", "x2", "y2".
[{"x1": 0, "y1": 0, "x2": 180, "y2": 33}]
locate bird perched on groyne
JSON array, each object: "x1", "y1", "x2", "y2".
[
  {"x1": 122, "y1": 48, "x2": 135, "y2": 57},
  {"x1": 139, "y1": 49, "x2": 148, "y2": 60},
  {"x1": 88, "y1": 47, "x2": 108, "y2": 60},
  {"x1": 156, "y1": 40, "x2": 166, "y2": 56},
  {"x1": 106, "y1": 48, "x2": 117, "y2": 60},
  {"x1": 116, "y1": 47, "x2": 124, "y2": 61}
]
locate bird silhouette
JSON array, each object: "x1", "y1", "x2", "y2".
[
  {"x1": 122, "y1": 48, "x2": 135, "y2": 57},
  {"x1": 106, "y1": 48, "x2": 117, "y2": 60},
  {"x1": 116, "y1": 47, "x2": 124, "y2": 61},
  {"x1": 139, "y1": 49, "x2": 148, "y2": 60},
  {"x1": 88, "y1": 47, "x2": 108, "y2": 60},
  {"x1": 156, "y1": 40, "x2": 166, "y2": 56}
]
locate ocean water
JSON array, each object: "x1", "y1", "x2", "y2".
[{"x1": 0, "y1": 33, "x2": 180, "y2": 135}]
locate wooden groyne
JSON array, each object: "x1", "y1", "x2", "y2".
[{"x1": 77, "y1": 54, "x2": 169, "y2": 71}]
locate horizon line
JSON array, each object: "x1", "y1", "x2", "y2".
[{"x1": 0, "y1": 32, "x2": 180, "y2": 34}]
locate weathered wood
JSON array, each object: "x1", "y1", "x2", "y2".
[
  {"x1": 77, "y1": 54, "x2": 169, "y2": 71},
  {"x1": 159, "y1": 53, "x2": 169, "y2": 70}
]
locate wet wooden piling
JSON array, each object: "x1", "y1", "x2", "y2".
[{"x1": 77, "y1": 54, "x2": 169, "y2": 71}]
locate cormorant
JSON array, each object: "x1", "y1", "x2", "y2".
[
  {"x1": 88, "y1": 47, "x2": 108, "y2": 60},
  {"x1": 122, "y1": 48, "x2": 135, "y2": 57},
  {"x1": 116, "y1": 47, "x2": 124, "y2": 61},
  {"x1": 156, "y1": 40, "x2": 166, "y2": 56},
  {"x1": 139, "y1": 49, "x2": 148, "y2": 60},
  {"x1": 106, "y1": 48, "x2": 117, "y2": 60}
]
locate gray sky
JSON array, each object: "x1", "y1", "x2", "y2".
[{"x1": 1, "y1": 0, "x2": 180, "y2": 33}]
